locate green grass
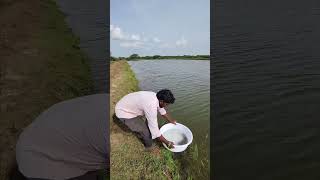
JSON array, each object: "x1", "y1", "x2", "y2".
[
  {"x1": 119, "y1": 61, "x2": 139, "y2": 94},
  {"x1": 36, "y1": 0, "x2": 94, "y2": 101}
]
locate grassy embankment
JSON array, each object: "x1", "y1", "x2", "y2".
[
  {"x1": 0, "y1": 0, "x2": 93, "y2": 179},
  {"x1": 110, "y1": 61, "x2": 181, "y2": 180}
]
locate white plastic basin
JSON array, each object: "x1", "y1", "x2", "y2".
[{"x1": 160, "y1": 123, "x2": 193, "y2": 152}]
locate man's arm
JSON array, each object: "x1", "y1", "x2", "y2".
[
  {"x1": 144, "y1": 105, "x2": 175, "y2": 148},
  {"x1": 157, "y1": 135, "x2": 174, "y2": 148},
  {"x1": 161, "y1": 113, "x2": 177, "y2": 125}
]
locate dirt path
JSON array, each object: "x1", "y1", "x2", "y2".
[
  {"x1": 0, "y1": 1, "x2": 93, "y2": 179},
  {"x1": 0, "y1": 1, "x2": 44, "y2": 178}
]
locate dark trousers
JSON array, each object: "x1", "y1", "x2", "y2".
[{"x1": 118, "y1": 116, "x2": 153, "y2": 147}]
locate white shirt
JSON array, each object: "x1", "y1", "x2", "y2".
[{"x1": 115, "y1": 91, "x2": 167, "y2": 139}]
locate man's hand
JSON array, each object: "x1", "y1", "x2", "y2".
[
  {"x1": 171, "y1": 120, "x2": 177, "y2": 125},
  {"x1": 158, "y1": 135, "x2": 175, "y2": 149},
  {"x1": 167, "y1": 141, "x2": 175, "y2": 149},
  {"x1": 162, "y1": 113, "x2": 177, "y2": 125}
]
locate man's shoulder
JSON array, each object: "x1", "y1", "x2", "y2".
[
  {"x1": 121, "y1": 91, "x2": 156, "y2": 103},
  {"x1": 137, "y1": 90, "x2": 155, "y2": 93},
  {"x1": 137, "y1": 91, "x2": 158, "y2": 106},
  {"x1": 135, "y1": 91, "x2": 156, "y2": 96}
]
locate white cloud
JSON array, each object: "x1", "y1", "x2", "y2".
[
  {"x1": 143, "y1": 37, "x2": 148, "y2": 42},
  {"x1": 111, "y1": 24, "x2": 146, "y2": 43},
  {"x1": 120, "y1": 41, "x2": 144, "y2": 48},
  {"x1": 176, "y1": 37, "x2": 188, "y2": 47},
  {"x1": 159, "y1": 43, "x2": 171, "y2": 48},
  {"x1": 110, "y1": 25, "x2": 125, "y2": 40},
  {"x1": 130, "y1": 34, "x2": 141, "y2": 41},
  {"x1": 111, "y1": 24, "x2": 177, "y2": 51},
  {"x1": 153, "y1": 37, "x2": 161, "y2": 43}
]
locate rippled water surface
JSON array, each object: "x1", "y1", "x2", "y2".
[
  {"x1": 213, "y1": 0, "x2": 320, "y2": 179},
  {"x1": 129, "y1": 60, "x2": 210, "y2": 179}
]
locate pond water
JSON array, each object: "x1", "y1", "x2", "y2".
[{"x1": 213, "y1": 0, "x2": 320, "y2": 179}]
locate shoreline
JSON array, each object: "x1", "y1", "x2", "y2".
[
  {"x1": 110, "y1": 60, "x2": 181, "y2": 179},
  {"x1": 0, "y1": 0, "x2": 94, "y2": 178}
]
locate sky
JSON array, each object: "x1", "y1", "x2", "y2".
[{"x1": 110, "y1": 0, "x2": 210, "y2": 57}]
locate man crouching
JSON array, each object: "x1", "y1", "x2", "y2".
[{"x1": 115, "y1": 89, "x2": 177, "y2": 150}]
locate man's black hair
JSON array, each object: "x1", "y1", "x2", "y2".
[{"x1": 156, "y1": 89, "x2": 175, "y2": 104}]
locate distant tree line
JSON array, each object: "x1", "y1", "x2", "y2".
[{"x1": 110, "y1": 53, "x2": 209, "y2": 61}]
